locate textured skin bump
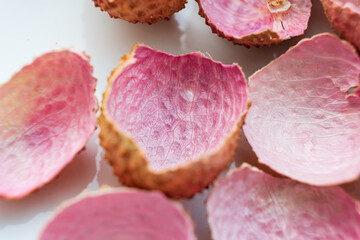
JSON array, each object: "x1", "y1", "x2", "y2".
[
  {"x1": 321, "y1": 0, "x2": 360, "y2": 51},
  {"x1": 207, "y1": 164, "x2": 360, "y2": 240},
  {"x1": 99, "y1": 44, "x2": 249, "y2": 199},
  {"x1": 243, "y1": 33, "x2": 360, "y2": 185},
  {"x1": 92, "y1": 0, "x2": 187, "y2": 24},
  {"x1": 0, "y1": 50, "x2": 97, "y2": 199},
  {"x1": 40, "y1": 188, "x2": 196, "y2": 240},
  {"x1": 196, "y1": 0, "x2": 311, "y2": 47}
]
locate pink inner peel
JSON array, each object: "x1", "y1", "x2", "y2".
[
  {"x1": 0, "y1": 50, "x2": 97, "y2": 198},
  {"x1": 243, "y1": 34, "x2": 360, "y2": 185},
  {"x1": 107, "y1": 45, "x2": 247, "y2": 172},
  {"x1": 207, "y1": 165, "x2": 360, "y2": 240},
  {"x1": 200, "y1": 0, "x2": 311, "y2": 39},
  {"x1": 40, "y1": 189, "x2": 196, "y2": 240}
]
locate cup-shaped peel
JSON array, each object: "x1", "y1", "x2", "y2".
[
  {"x1": 243, "y1": 33, "x2": 360, "y2": 186},
  {"x1": 92, "y1": 0, "x2": 187, "y2": 24},
  {"x1": 99, "y1": 44, "x2": 250, "y2": 199},
  {"x1": 0, "y1": 50, "x2": 98, "y2": 199},
  {"x1": 207, "y1": 164, "x2": 360, "y2": 240},
  {"x1": 40, "y1": 188, "x2": 196, "y2": 240},
  {"x1": 196, "y1": 0, "x2": 311, "y2": 47}
]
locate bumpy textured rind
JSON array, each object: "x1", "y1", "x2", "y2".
[
  {"x1": 196, "y1": 0, "x2": 311, "y2": 47},
  {"x1": 0, "y1": 50, "x2": 98, "y2": 199},
  {"x1": 99, "y1": 44, "x2": 250, "y2": 199},
  {"x1": 40, "y1": 188, "x2": 197, "y2": 240},
  {"x1": 321, "y1": 0, "x2": 360, "y2": 51},
  {"x1": 243, "y1": 33, "x2": 360, "y2": 186},
  {"x1": 92, "y1": 0, "x2": 187, "y2": 24},
  {"x1": 207, "y1": 164, "x2": 360, "y2": 240}
]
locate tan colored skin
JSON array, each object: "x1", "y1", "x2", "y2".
[
  {"x1": 99, "y1": 44, "x2": 251, "y2": 199},
  {"x1": 196, "y1": 0, "x2": 282, "y2": 47},
  {"x1": 92, "y1": 0, "x2": 187, "y2": 24},
  {"x1": 321, "y1": 0, "x2": 360, "y2": 51},
  {"x1": 268, "y1": 0, "x2": 288, "y2": 8}
]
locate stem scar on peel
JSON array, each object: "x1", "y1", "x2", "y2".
[{"x1": 267, "y1": 0, "x2": 291, "y2": 13}]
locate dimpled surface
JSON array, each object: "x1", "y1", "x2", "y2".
[
  {"x1": 243, "y1": 34, "x2": 360, "y2": 185},
  {"x1": 40, "y1": 189, "x2": 196, "y2": 240},
  {"x1": 207, "y1": 165, "x2": 360, "y2": 240},
  {"x1": 198, "y1": 0, "x2": 311, "y2": 41},
  {"x1": 107, "y1": 45, "x2": 247, "y2": 172},
  {"x1": 0, "y1": 50, "x2": 97, "y2": 198},
  {"x1": 93, "y1": 0, "x2": 187, "y2": 24},
  {"x1": 321, "y1": 0, "x2": 360, "y2": 50}
]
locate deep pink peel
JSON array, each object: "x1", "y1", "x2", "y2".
[
  {"x1": 107, "y1": 45, "x2": 248, "y2": 173},
  {"x1": 197, "y1": 0, "x2": 311, "y2": 46},
  {"x1": 207, "y1": 164, "x2": 360, "y2": 240},
  {"x1": 40, "y1": 188, "x2": 197, "y2": 240},
  {"x1": 243, "y1": 33, "x2": 360, "y2": 185},
  {"x1": 0, "y1": 50, "x2": 97, "y2": 199}
]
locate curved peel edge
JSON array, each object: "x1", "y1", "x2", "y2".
[
  {"x1": 320, "y1": 0, "x2": 360, "y2": 51},
  {"x1": 92, "y1": 0, "x2": 187, "y2": 24},
  {"x1": 196, "y1": 0, "x2": 311, "y2": 47},
  {"x1": 244, "y1": 33, "x2": 360, "y2": 186},
  {"x1": 99, "y1": 44, "x2": 250, "y2": 199},
  {"x1": 0, "y1": 50, "x2": 98, "y2": 199},
  {"x1": 39, "y1": 187, "x2": 196, "y2": 240},
  {"x1": 207, "y1": 163, "x2": 360, "y2": 240}
]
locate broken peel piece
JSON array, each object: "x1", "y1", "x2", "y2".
[
  {"x1": 243, "y1": 33, "x2": 360, "y2": 186},
  {"x1": 321, "y1": 0, "x2": 360, "y2": 51},
  {"x1": 0, "y1": 50, "x2": 98, "y2": 199},
  {"x1": 196, "y1": 0, "x2": 311, "y2": 47},
  {"x1": 99, "y1": 44, "x2": 249, "y2": 199},
  {"x1": 40, "y1": 188, "x2": 196, "y2": 240},
  {"x1": 92, "y1": 0, "x2": 187, "y2": 24},
  {"x1": 207, "y1": 164, "x2": 360, "y2": 240}
]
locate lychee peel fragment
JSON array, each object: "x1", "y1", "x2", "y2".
[
  {"x1": 321, "y1": 0, "x2": 360, "y2": 51},
  {"x1": 92, "y1": 0, "x2": 187, "y2": 24},
  {"x1": 243, "y1": 33, "x2": 360, "y2": 186},
  {"x1": 0, "y1": 50, "x2": 98, "y2": 199},
  {"x1": 196, "y1": 0, "x2": 311, "y2": 47},
  {"x1": 99, "y1": 44, "x2": 249, "y2": 199},
  {"x1": 40, "y1": 188, "x2": 196, "y2": 240},
  {"x1": 207, "y1": 164, "x2": 360, "y2": 240}
]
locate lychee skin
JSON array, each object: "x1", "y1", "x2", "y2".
[
  {"x1": 321, "y1": 0, "x2": 360, "y2": 51},
  {"x1": 98, "y1": 45, "x2": 250, "y2": 199},
  {"x1": 93, "y1": 0, "x2": 187, "y2": 24}
]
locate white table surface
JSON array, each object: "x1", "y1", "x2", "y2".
[{"x1": 0, "y1": 0, "x2": 347, "y2": 239}]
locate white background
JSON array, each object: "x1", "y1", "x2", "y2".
[{"x1": 0, "y1": 0, "x2": 341, "y2": 239}]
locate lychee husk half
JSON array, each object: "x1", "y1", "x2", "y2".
[
  {"x1": 196, "y1": 0, "x2": 311, "y2": 47},
  {"x1": 92, "y1": 0, "x2": 187, "y2": 24},
  {"x1": 320, "y1": 0, "x2": 360, "y2": 51},
  {"x1": 99, "y1": 44, "x2": 250, "y2": 199}
]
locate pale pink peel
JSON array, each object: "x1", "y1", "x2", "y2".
[
  {"x1": 243, "y1": 33, "x2": 360, "y2": 185},
  {"x1": 207, "y1": 164, "x2": 360, "y2": 240},
  {"x1": 40, "y1": 188, "x2": 197, "y2": 240},
  {"x1": 0, "y1": 50, "x2": 97, "y2": 199}
]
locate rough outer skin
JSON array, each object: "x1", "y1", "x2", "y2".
[
  {"x1": 99, "y1": 44, "x2": 250, "y2": 199},
  {"x1": 0, "y1": 50, "x2": 97, "y2": 199},
  {"x1": 243, "y1": 33, "x2": 360, "y2": 186},
  {"x1": 92, "y1": 0, "x2": 187, "y2": 24},
  {"x1": 196, "y1": 0, "x2": 311, "y2": 47},
  {"x1": 321, "y1": 0, "x2": 360, "y2": 51},
  {"x1": 207, "y1": 164, "x2": 360, "y2": 240},
  {"x1": 40, "y1": 188, "x2": 197, "y2": 240}
]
